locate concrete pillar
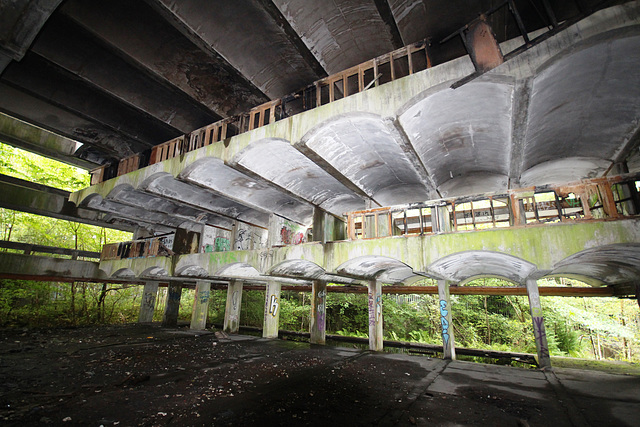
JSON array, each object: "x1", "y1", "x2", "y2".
[
  {"x1": 435, "y1": 205, "x2": 452, "y2": 233},
  {"x1": 161, "y1": 282, "x2": 183, "y2": 327},
  {"x1": 138, "y1": 281, "x2": 158, "y2": 323},
  {"x1": 190, "y1": 280, "x2": 211, "y2": 330},
  {"x1": 223, "y1": 280, "x2": 243, "y2": 334},
  {"x1": 368, "y1": 280, "x2": 383, "y2": 351},
  {"x1": 437, "y1": 279, "x2": 456, "y2": 360},
  {"x1": 313, "y1": 208, "x2": 326, "y2": 243},
  {"x1": 263, "y1": 281, "x2": 281, "y2": 338},
  {"x1": 310, "y1": 280, "x2": 327, "y2": 344},
  {"x1": 526, "y1": 278, "x2": 552, "y2": 369}
]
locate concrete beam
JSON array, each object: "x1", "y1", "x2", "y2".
[
  {"x1": 60, "y1": 0, "x2": 268, "y2": 118},
  {"x1": 150, "y1": 0, "x2": 325, "y2": 98},
  {"x1": 0, "y1": 112, "x2": 96, "y2": 169},
  {"x1": 0, "y1": 174, "x2": 135, "y2": 232},
  {"x1": 0, "y1": 82, "x2": 136, "y2": 160},
  {"x1": 0, "y1": 0, "x2": 63, "y2": 67},
  {"x1": 0, "y1": 252, "x2": 106, "y2": 282},
  {"x1": 2, "y1": 53, "x2": 175, "y2": 149},
  {"x1": 30, "y1": 13, "x2": 216, "y2": 134}
]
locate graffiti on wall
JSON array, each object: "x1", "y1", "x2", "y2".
[
  {"x1": 440, "y1": 299, "x2": 450, "y2": 346},
  {"x1": 214, "y1": 236, "x2": 230, "y2": 252},
  {"x1": 235, "y1": 226, "x2": 267, "y2": 250},
  {"x1": 280, "y1": 226, "x2": 305, "y2": 245}
]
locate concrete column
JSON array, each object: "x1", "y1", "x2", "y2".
[
  {"x1": 223, "y1": 280, "x2": 243, "y2": 334},
  {"x1": 263, "y1": 281, "x2": 281, "y2": 338},
  {"x1": 437, "y1": 279, "x2": 456, "y2": 360},
  {"x1": 313, "y1": 208, "x2": 326, "y2": 243},
  {"x1": 161, "y1": 282, "x2": 183, "y2": 327},
  {"x1": 190, "y1": 280, "x2": 211, "y2": 330},
  {"x1": 138, "y1": 281, "x2": 158, "y2": 323},
  {"x1": 368, "y1": 280, "x2": 383, "y2": 351},
  {"x1": 526, "y1": 278, "x2": 552, "y2": 369},
  {"x1": 310, "y1": 280, "x2": 327, "y2": 344},
  {"x1": 435, "y1": 205, "x2": 452, "y2": 233}
]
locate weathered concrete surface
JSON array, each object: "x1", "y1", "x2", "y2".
[
  {"x1": 0, "y1": 252, "x2": 107, "y2": 282},
  {"x1": 2, "y1": 325, "x2": 638, "y2": 426},
  {"x1": 68, "y1": 3, "x2": 640, "y2": 232}
]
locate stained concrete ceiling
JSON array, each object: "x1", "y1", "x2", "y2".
[{"x1": 1, "y1": 0, "x2": 637, "y2": 232}]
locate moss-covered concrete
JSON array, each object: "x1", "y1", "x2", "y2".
[{"x1": 102, "y1": 218, "x2": 640, "y2": 282}]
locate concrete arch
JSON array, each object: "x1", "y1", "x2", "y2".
[
  {"x1": 180, "y1": 156, "x2": 313, "y2": 225},
  {"x1": 397, "y1": 79, "x2": 514, "y2": 197},
  {"x1": 140, "y1": 266, "x2": 169, "y2": 278},
  {"x1": 335, "y1": 255, "x2": 417, "y2": 284},
  {"x1": 267, "y1": 259, "x2": 325, "y2": 280},
  {"x1": 175, "y1": 265, "x2": 209, "y2": 278},
  {"x1": 522, "y1": 29, "x2": 640, "y2": 179},
  {"x1": 548, "y1": 243, "x2": 640, "y2": 286},
  {"x1": 111, "y1": 268, "x2": 135, "y2": 279},
  {"x1": 428, "y1": 251, "x2": 538, "y2": 285},
  {"x1": 232, "y1": 138, "x2": 364, "y2": 216},
  {"x1": 298, "y1": 112, "x2": 432, "y2": 206},
  {"x1": 214, "y1": 262, "x2": 262, "y2": 281}
]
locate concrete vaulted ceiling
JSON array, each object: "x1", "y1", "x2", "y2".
[{"x1": 1, "y1": 0, "x2": 638, "y2": 233}]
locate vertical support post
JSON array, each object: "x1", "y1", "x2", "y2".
[
  {"x1": 263, "y1": 281, "x2": 282, "y2": 338},
  {"x1": 161, "y1": 282, "x2": 183, "y2": 328},
  {"x1": 438, "y1": 279, "x2": 456, "y2": 360},
  {"x1": 526, "y1": 278, "x2": 552, "y2": 369},
  {"x1": 310, "y1": 280, "x2": 327, "y2": 345},
  {"x1": 368, "y1": 280, "x2": 383, "y2": 351},
  {"x1": 313, "y1": 207, "x2": 326, "y2": 244},
  {"x1": 138, "y1": 281, "x2": 158, "y2": 323},
  {"x1": 223, "y1": 280, "x2": 244, "y2": 334},
  {"x1": 190, "y1": 280, "x2": 211, "y2": 330}
]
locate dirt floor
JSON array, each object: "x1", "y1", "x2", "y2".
[{"x1": 1, "y1": 324, "x2": 639, "y2": 426}]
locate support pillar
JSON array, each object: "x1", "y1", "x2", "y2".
[
  {"x1": 161, "y1": 282, "x2": 183, "y2": 327},
  {"x1": 263, "y1": 281, "x2": 281, "y2": 338},
  {"x1": 437, "y1": 279, "x2": 456, "y2": 360},
  {"x1": 368, "y1": 280, "x2": 383, "y2": 351},
  {"x1": 223, "y1": 280, "x2": 243, "y2": 333},
  {"x1": 310, "y1": 280, "x2": 327, "y2": 344},
  {"x1": 138, "y1": 281, "x2": 158, "y2": 323},
  {"x1": 190, "y1": 280, "x2": 211, "y2": 330},
  {"x1": 526, "y1": 278, "x2": 552, "y2": 369}
]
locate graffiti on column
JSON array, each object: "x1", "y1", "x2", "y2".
[
  {"x1": 269, "y1": 294, "x2": 279, "y2": 317},
  {"x1": 232, "y1": 290, "x2": 239, "y2": 311},
  {"x1": 368, "y1": 292, "x2": 375, "y2": 326},
  {"x1": 440, "y1": 299, "x2": 450, "y2": 346},
  {"x1": 376, "y1": 294, "x2": 381, "y2": 322},
  {"x1": 199, "y1": 290, "x2": 210, "y2": 304},
  {"x1": 317, "y1": 289, "x2": 326, "y2": 332},
  {"x1": 143, "y1": 291, "x2": 155, "y2": 308},
  {"x1": 532, "y1": 315, "x2": 550, "y2": 359}
]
